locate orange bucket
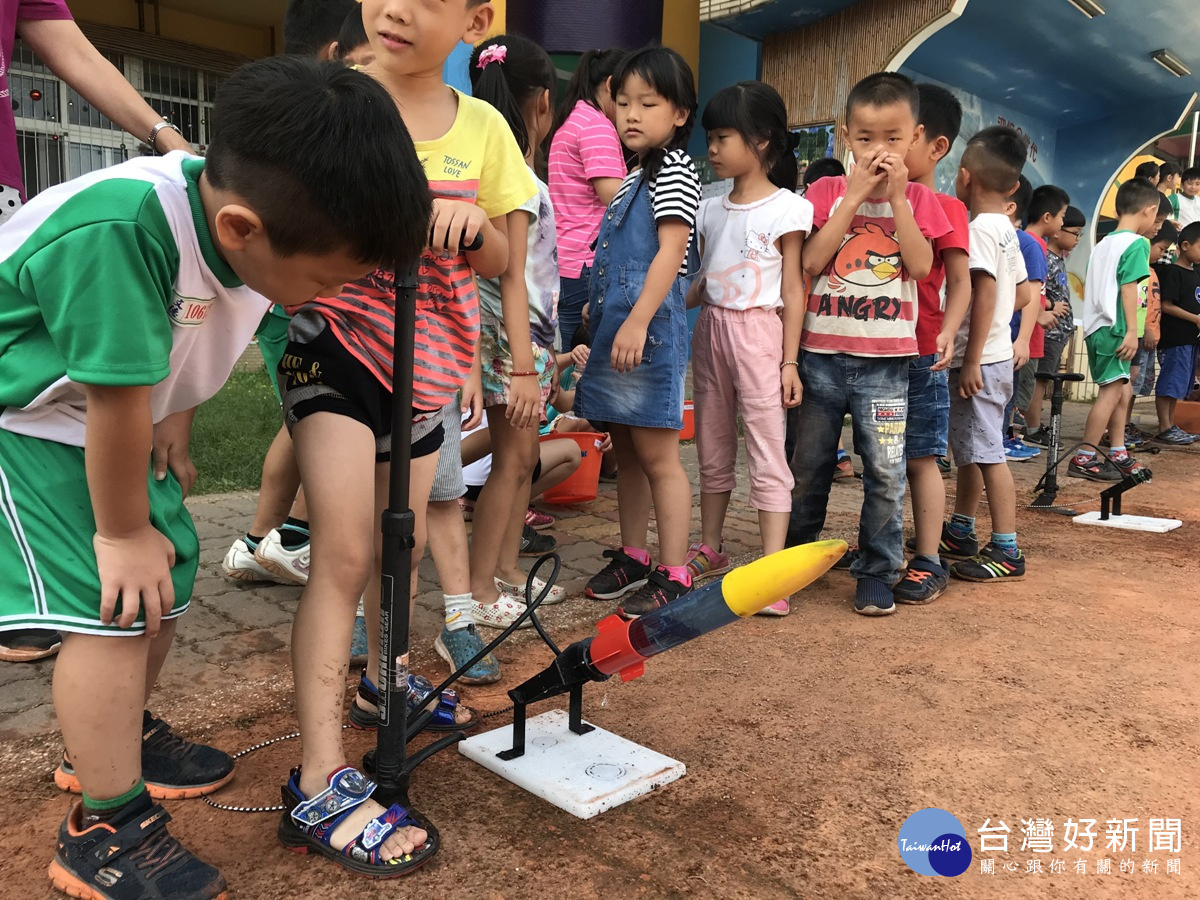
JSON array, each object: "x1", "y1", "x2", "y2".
[
  {"x1": 539, "y1": 431, "x2": 605, "y2": 505},
  {"x1": 679, "y1": 400, "x2": 695, "y2": 441}
]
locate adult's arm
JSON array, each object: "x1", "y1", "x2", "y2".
[{"x1": 17, "y1": 17, "x2": 193, "y2": 154}]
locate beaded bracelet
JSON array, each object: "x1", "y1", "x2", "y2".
[
  {"x1": 510, "y1": 370, "x2": 539, "y2": 377},
  {"x1": 780, "y1": 360, "x2": 799, "y2": 369}
]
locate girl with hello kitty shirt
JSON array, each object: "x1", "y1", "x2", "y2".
[{"x1": 684, "y1": 81, "x2": 812, "y2": 614}]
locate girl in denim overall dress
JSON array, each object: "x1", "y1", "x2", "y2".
[{"x1": 574, "y1": 47, "x2": 701, "y2": 618}]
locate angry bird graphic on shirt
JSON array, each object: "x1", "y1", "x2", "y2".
[{"x1": 828, "y1": 223, "x2": 903, "y2": 292}]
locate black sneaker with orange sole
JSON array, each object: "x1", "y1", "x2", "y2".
[
  {"x1": 55, "y1": 710, "x2": 234, "y2": 801},
  {"x1": 49, "y1": 793, "x2": 228, "y2": 899}
]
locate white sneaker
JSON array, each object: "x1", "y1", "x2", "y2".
[
  {"x1": 495, "y1": 575, "x2": 567, "y2": 605},
  {"x1": 253, "y1": 528, "x2": 310, "y2": 585},
  {"x1": 222, "y1": 537, "x2": 277, "y2": 582}
]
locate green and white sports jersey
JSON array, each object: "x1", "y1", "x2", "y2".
[{"x1": 0, "y1": 151, "x2": 271, "y2": 447}]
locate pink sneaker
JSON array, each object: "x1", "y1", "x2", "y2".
[
  {"x1": 756, "y1": 598, "x2": 791, "y2": 617},
  {"x1": 684, "y1": 542, "x2": 730, "y2": 582},
  {"x1": 524, "y1": 506, "x2": 555, "y2": 530}
]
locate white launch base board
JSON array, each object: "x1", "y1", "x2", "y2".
[{"x1": 1073, "y1": 511, "x2": 1182, "y2": 532}]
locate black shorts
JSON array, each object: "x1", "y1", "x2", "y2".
[{"x1": 279, "y1": 323, "x2": 444, "y2": 462}]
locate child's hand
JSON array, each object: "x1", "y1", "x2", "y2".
[
  {"x1": 571, "y1": 343, "x2": 590, "y2": 370},
  {"x1": 958, "y1": 362, "x2": 984, "y2": 399},
  {"x1": 878, "y1": 152, "x2": 910, "y2": 202},
  {"x1": 1117, "y1": 332, "x2": 1139, "y2": 360},
  {"x1": 429, "y1": 200, "x2": 488, "y2": 255},
  {"x1": 1053, "y1": 301, "x2": 1071, "y2": 319},
  {"x1": 932, "y1": 329, "x2": 955, "y2": 371},
  {"x1": 151, "y1": 410, "x2": 197, "y2": 497},
  {"x1": 94, "y1": 525, "x2": 176, "y2": 635},
  {"x1": 461, "y1": 367, "x2": 484, "y2": 429},
  {"x1": 1012, "y1": 338, "x2": 1031, "y2": 369},
  {"x1": 1142, "y1": 334, "x2": 1159, "y2": 351},
  {"x1": 1037, "y1": 308, "x2": 1058, "y2": 328},
  {"x1": 506, "y1": 374, "x2": 541, "y2": 431},
  {"x1": 610, "y1": 320, "x2": 647, "y2": 372},
  {"x1": 845, "y1": 148, "x2": 887, "y2": 203},
  {"x1": 781, "y1": 366, "x2": 803, "y2": 408}
]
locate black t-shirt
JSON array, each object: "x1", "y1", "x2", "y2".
[{"x1": 1154, "y1": 262, "x2": 1200, "y2": 348}]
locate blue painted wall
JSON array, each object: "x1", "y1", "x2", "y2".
[
  {"x1": 690, "y1": 23, "x2": 761, "y2": 159},
  {"x1": 445, "y1": 42, "x2": 474, "y2": 94}
]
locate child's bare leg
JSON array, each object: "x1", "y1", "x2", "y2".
[
  {"x1": 953, "y1": 462, "x2": 984, "y2": 519},
  {"x1": 470, "y1": 408, "x2": 538, "y2": 603},
  {"x1": 1156, "y1": 394, "x2": 1174, "y2": 433},
  {"x1": 1026, "y1": 379, "x2": 1047, "y2": 430},
  {"x1": 699, "y1": 491, "x2": 730, "y2": 551},
  {"x1": 292, "y1": 414, "x2": 424, "y2": 858},
  {"x1": 759, "y1": 510, "x2": 788, "y2": 556},
  {"x1": 247, "y1": 424, "x2": 301, "y2": 537},
  {"x1": 54, "y1": 631, "x2": 154, "y2": 801},
  {"x1": 628, "y1": 426, "x2": 691, "y2": 567},
  {"x1": 495, "y1": 473, "x2": 533, "y2": 587},
  {"x1": 978, "y1": 461, "x2": 1017, "y2": 534},
  {"x1": 907, "y1": 456, "x2": 946, "y2": 558},
  {"x1": 610, "y1": 424, "x2": 651, "y2": 550},
  {"x1": 1107, "y1": 382, "x2": 1132, "y2": 446},
  {"x1": 1083, "y1": 382, "x2": 1124, "y2": 448},
  {"x1": 531, "y1": 439, "x2": 580, "y2": 498},
  {"x1": 143, "y1": 618, "x2": 178, "y2": 704}
]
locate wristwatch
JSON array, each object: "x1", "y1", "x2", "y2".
[{"x1": 148, "y1": 120, "x2": 183, "y2": 153}]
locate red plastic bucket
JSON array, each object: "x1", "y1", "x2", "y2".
[
  {"x1": 679, "y1": 400, "x2": 695, "y2": 441},
  {"x1": 539, "y1": 432, "x2": 604, "y2": 504}
]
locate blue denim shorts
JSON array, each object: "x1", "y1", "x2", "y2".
[
  {"x1": 1157, "y1": 344, "x2": 1199, "y2": 400},
  {"x1": 1131, "y1": 345, "x2": 1157, "y2": 397},
  {"x1": 906, "y1": 354, "x2": 949, "y2": 459}
]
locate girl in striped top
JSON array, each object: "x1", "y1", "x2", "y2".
[{"x1": 573, "y1": 46, "x2": 702, "y2": 619}]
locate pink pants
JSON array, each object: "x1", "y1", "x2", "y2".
[{"x1": 691, "y1": 305, "x2": 794, "y2": 512}]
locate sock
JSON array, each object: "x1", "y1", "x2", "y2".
[
  {"x1": 948, "y1": 514, "x2": 975, "y2": 540},
  {"x1": 1109, "y1": 445, "x2": 1129, "y2": 461},
  {"x1": 443, "y1": 593, "x2": 474, "y2": 631},
  {"x1": 916, "y1": 553, "x2": 943, "y2": 571},
  {"x1": 279, "y1": 517, "x2": 310, "y2": 549},
  {"x1": 245, "y1": 533, "x2": 263, "y2": 549},
  {"x1": 659, "y1": 564, "x2": 692, "y2": 588},
  {"x1": 992, "y1": 532, "x2": 1018, "y2": 556},
  {"x1": 622, "y1": 546, "x2": 650, "y2": 566},
  {"x1": 82, "y1": 782, "x2": 151, "y2": 825},
  {"x1": 837, "y1": 448, "x2": 849, "y2": 461},
  {"x1": 1075, "y1": 448, "x2": 1096, "y2": 463}
]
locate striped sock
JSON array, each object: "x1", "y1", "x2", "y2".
[
  {"x1": 948, "y1": 514, "x2": 975, "y2": 540},
  {"x1": 992, "y1": 532, "x2": 1018, "y2": 556}
]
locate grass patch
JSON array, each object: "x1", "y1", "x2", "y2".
[{"x1": 190, "y1": 366, "x2": 280, "y2": 495}]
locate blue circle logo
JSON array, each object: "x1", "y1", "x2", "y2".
[{"x1": 898, "y1": 808, "x2": 972, "y2": 877}]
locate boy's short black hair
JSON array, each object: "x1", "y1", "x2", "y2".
[
  {"x1": 1008, "y1": 175, "x2": 1033, "y2": 221},
  {"x1": 283, "y1": 0, "x2": 357, "y2": 56},
  {"x1": 1158, "y1": 193, "x2": 1174, "y2": 218},
  {"x1": 961, "y1": 125, "x2": 1027, "y2": 193},
  {"x1": 1134, "y1": 160, "x2": 1160, "y2": 181},
  {"x1": 1063, "y1": 205, "x2": 1085, "y2": 228},
  {"x1": 1182, "y1": 166, "x2": 1200, "y2": 182},
  {"x1": 844, "y1": 72, "x2": 919, "y2": 124},
  {"x1": 1114, "y1": 177, "x2": 1161, "y2": 216},
  {"x1": 802, "y1": 157, "x2": 846, "y2": 187},
  {"x1": 334, "y1": 6, "x2": 368, "y2": 59},
  {"x1": 1179, "y1": 221, "x2": 1200, "y2": 246},
  {"x1": 915, "y1": 82, "x2": 962, "y2": 144},
  {"x1": 206, "y1": 57, "x2": 431, "y2": 267},
  {"x1": 1159, "y1": 161, "x2": 1181, "y2": 180},
  {"x1": 1153, "y1": 220, "x2": 1179, "y2": 246},
  {"x1": 1027, "y1": 184, "x2": 1070, "y2": 224}
]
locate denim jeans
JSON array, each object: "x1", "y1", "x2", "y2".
[
  {"x1": 558, "y1": 266, "x2": 591, "y2": 351},
  {"x1": 788, "y1": 352, "x2": 909, "y2": 584}
]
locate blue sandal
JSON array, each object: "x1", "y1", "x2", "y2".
[
  {"x1": 348, "y1": 672, "x2": 477, "y2": 733},
  {"x1": 278, "y1": 766, "x2": 437, "y2": 877}
]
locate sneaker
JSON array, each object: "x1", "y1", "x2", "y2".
[
  {"x1": 1067, "y1": 456, "x2": 1122, "y2": 482},
  {"x1": 893, "y1": 558, "x2": 949, "y2": 605},
  {"x1": 55, "y1": 711, "x2": 235, "y2": 800},
  {"x1": 221, "y1": 536, "x2": 276, "y2": 583},
  {"x1": 585, "y1": 549, "x2": 651, "y2": 600},
  {"x1": 253, "y1": 528, "x2": 310, "y2": 585},
  {"x1": 495, "y1": 575, "x2": 567, "y2": 605},
  {"x1": 755, "y1": 598, "x2": 790, "y2": 617},
  {"x1": 0, "y1": 627, "x2": 61, "y2": 662},
  {"x1": 434, "y1": 624, "x2": 501, "y2": 684},
  {"x1": 618, "y1": 567, "x2": 691, "y2": 619},
  {"x1": 951, "y1": 542, "x2": 1026, "y2": 582},
  {"x1": 936, "y1": 456, "x2": 952, "y2": 478},
  {"x1": 854, "y1": 577, "x2": 896, "y2": 616},
  {"x1": 524, "y1": 506, "x2": 555, "y2": 530},
  {"x1": 349, "y1": 614, "x2": 368, "y2": 666},
  {"x1": 518, "y1": 523, "x2": 557, "y2": 557},
  {"x1": 459, "y1": 497, "x2": 474, "y2": 521},
  {"x1": 1112, "y1": 454, "x2": 1152, "y2": 482},
  {"x1": 684, "y1": 542, "x2": 731, "y2": 582},
  {"x1": 833, "y1": 546, "x2": 858, "y2": 570},
  {"x1": 1004, "y1": 437, "x2": 1040, "y2": 461},
  {"x1": 1155, "y1": 425, "x2": 1197, "y2": 445},
  {"x1": 1122, "y1": 428, "x2": 1146, "y2": 451},
  {"x1": 832, "y1": 455, "x2": 856, "y2": 480},
  {"x1": 1022, "y1": 427, "x2": 1061, "y2": 450},
  {"x1": 49, "y1": 796, "x2": 228, "y2": 900},
  {"x1": 905, "y1": 524, "x2": 978, "y2": 561}
]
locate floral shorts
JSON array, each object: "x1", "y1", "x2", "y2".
[{"x1": 479, "y1": 317, "x2": 554, "y2": 414}]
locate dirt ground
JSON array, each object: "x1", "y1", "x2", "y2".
[{"x1": 3, "y1": 440, "x2": 1199, "y2": 899}]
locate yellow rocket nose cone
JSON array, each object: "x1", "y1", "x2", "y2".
[{"x1": 721, "y1": 540, "x2": 849, "y2": 617}]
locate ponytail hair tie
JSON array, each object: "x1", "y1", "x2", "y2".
[{"x1": 477, "y1": 45, "x2": 508, "y2": 69}]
